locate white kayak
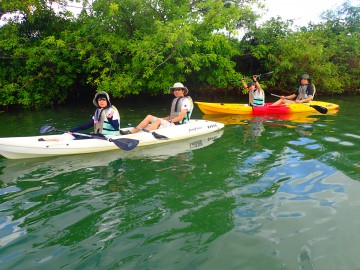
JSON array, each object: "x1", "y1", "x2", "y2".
[
  {"x1": 0, "y1": 119, "x2": 224, "y2": 159},
  {"x1": 1, "y1": 129, "x2": 224, "y2": 184}
]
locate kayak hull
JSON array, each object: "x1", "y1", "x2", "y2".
[
  {"x1": 0, "y1": 119, "x2": 224, "y2": 159},
  {"x1": 195, "y1": 101, "x2": 339, "y2": 115},
  {"x1": 1, "y1": 130, "x2": 224, "y2": 184}
]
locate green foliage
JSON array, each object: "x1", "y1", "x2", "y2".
[
  {"x1": 241, "y1": 3, "x2": 360, "y2": 94},
  {"x1": 0, "y1": 0, "x2": 359, "y2": 108}
]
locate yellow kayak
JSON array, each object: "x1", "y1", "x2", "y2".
[
  {"x1": 202, "y1": 110, "x2": 339, "y2": 125},
  {"x1": 195, "y1": 101, "x2": 339, "y2": 115}
]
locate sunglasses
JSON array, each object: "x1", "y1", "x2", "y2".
[
  {"x1": 98, "y1": 98, "x2": 107, "y2": 101},
  {"x1": 173, "y1": 88, "x2": 183, "y2": 92}
]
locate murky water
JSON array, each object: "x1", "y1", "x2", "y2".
[{"x1": 0, "y1": 95, "x2": 359, "y2": 269}]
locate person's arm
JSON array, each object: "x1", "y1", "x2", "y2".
[
  {"x1": 253, "y1": 75, "x2": 261, "y2": 92},
  {"x1": 107, "y1": 118, "x2": 120, "y2": 130},
  {"x1": 105, "y1": 109, "x2": 120, "y2": 130},
  {"x1": 170, "y1": 109, "x2": 188, "y2": 123},
  {"x1": 295, "y1": 94, "x2": 313, "y2": 103},
  {"x1": 167, "y1": 98, "x2": 191, "y2": 123},
  {"x1": 285, "y1": 93, "x2": 297, "y2": 100},
  {"x1": 295, "y1": 84, "x2": 314, "y2": 103},
  {"x1": 69, "y1": 120, "x2": 93, "y2": 133}
]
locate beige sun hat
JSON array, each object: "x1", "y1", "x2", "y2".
[
  {"x1": 93, "y1": 91, "x2": 111, "y2": 107},
  {"x1": 169, "y1": 82, "x2": 189, "y2": 95}
]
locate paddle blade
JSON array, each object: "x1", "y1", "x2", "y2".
[
  {"x1": 310, "y1": 105, "x2": 328, "y2": 114},
  {"x1": 141, "y1": 128, "x2": 169, "y2": 140},
  {"x1": 151, "y1": 132, "x2": 169, "y2": 140},
  {"x1": 110, "y1": 138, "x2": 139, "y2": 151},
  {"x1": 39, "y1": 125, "x2": 56, "y2": 133}
]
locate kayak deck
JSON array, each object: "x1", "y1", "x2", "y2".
[
  {"x1": 194, "y1": 102, "x2": 253, "y2": 115},
  {"x1": 195, "y1": 101, "x2": 339, "y2": 115},
  {"x1": 0, "y1": 119, "x2": 224, "y2": 159}
]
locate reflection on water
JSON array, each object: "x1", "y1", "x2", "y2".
[
  {"x1": 0, "y1": 97, "x2": 360, "y2": 269},
  {"x1": 233, "y1": 150, "x2": 344, "y2": 222},
  {"x1": 201, "y1": 140, "x2": 358, "y2": 269}
]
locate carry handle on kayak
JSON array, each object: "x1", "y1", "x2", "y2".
[
  {"x1": 39, "y1": 125, "x2": 139, "y2": 151},
  {"x1": 265, "y1": 91, "x2": 328, "y2": 114}
]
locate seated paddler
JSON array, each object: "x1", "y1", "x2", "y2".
[
  {"x1": 39, "y1": 91, "x2": 120, "y2": 141},
  {"x1": 120, "y1": 82, "x2": 193, "y2": 134}
]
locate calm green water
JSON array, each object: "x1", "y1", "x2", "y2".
[{"x1": 0, "y1": 96, "x2": 359, "y2": 270}]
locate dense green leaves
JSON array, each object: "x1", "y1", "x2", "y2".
[
  {"x1": 0, "y1": 0, "x2": 359, "y2": 108},
  {"x1": 241, "y1": 3, "x2": 360, "y2": 94}
]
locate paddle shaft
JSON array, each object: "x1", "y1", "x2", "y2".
[
  {"x1": 231, "y1": 71, "x2": 274, "y2": 82},
  {"x1": 52, "y1": 128, "x2": 107, "y2": 139},
  {"x1": 257, "y1": 71, "x2": 274, "y2": 78},
  {"x1": 39, "y1": 126, "x2": 139, "y2": 151}
]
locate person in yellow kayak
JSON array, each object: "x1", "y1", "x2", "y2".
[
  {"x1": 120, "y1": 82, "x2": 193, "y2": 134},
  {"x1": 241, "y1": 75, "x2": 265, "y2": 106},
  {"x1": 270, "y1": 74, "x2": 315, "y2": 106}
]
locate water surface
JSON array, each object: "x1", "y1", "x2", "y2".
[{"x1": 0, "y1": 96, "x2": 359, "y2": 269}]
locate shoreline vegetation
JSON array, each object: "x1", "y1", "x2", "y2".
[{"x1": 0, "y1": 0, "x2": 359, "y2": 109}]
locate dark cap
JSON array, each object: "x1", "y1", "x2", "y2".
[
  {"x1": 300, "y1": 74, "x2": 310, "y2": 80},
  {"x1": 247, "y1": 82, "x2": 255, "y2": 88}
]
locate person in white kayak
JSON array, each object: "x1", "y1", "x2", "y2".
[
  {"x1": 69, "y1": 91, "x2": 120, "y2": 136},
  {"x1": 39, "y1": 91, "x2": 120, "y2": 141},
  {"x1": 120, "y1": 82, "x2": 193, "y2": 134}
]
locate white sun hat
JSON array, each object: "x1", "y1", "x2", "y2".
[{"x1": 169, "y1": 82, "x2": 189, "y2": 95}]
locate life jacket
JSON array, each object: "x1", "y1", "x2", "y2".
[
  {"x1": 169, "y1": 96, "x2": 194, "y2": 124},
  {"x1": 249, "y1": 88, "x2": 265, "y2": 106},
  {"x1": 93, "y1": 105, "x2": 120, "y2": 135},
  {"x1": 296, "y1": 83, "x2": 315, "y2": 102}
]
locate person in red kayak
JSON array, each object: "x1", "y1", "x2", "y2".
[
  {"x1": 241, "y1": 75, "x2": 265, "y2": 106},
  {"x1": 270, "y1": 74, "x2": 315, "y2": 106}
]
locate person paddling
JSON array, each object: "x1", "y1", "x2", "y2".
[
  {"x1": 241, "y1": 75, "x2": 265, "y2": 106},
  {"x1": 39, "y1": 91, "x2": 120, "y2": 141},
  {"x1": 270, "y1": 74, "x2": 315, "y2": 106},
  {"x1": 70, "y1": 91, "x2": 121, "y2": 137}
]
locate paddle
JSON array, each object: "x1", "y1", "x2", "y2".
[
  {"x1": 230, "y1": 71, "x2": 274, "y2": 82},
  {"x1": 39, "y1": 125, "x2": 139, "y2": 151},
  {"x1": 256, "y1": 71, "x2": 274, "y2": 80},
  {"x1": 265, "y1": 91, "x2": 328, "y2": 114}
]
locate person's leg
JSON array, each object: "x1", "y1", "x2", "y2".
[
  {"x1": 130, "y1": 115, "x2": 156, "y2": 133},
  {"x1": 146, "y1": 118, "x2": 162, "y2": 130},
  {"x1": 270, "y1": 99, "x2": 285, "y2": 106},
  {"x1": 271, "y1": 97, "x2": 296, "y2": 106},
  {"x1": 38, "y1": 133, "x2": 75, "y2": 141},
  {"x1": 283, "y1": 100, "x2": 295, "y2": 105}
]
